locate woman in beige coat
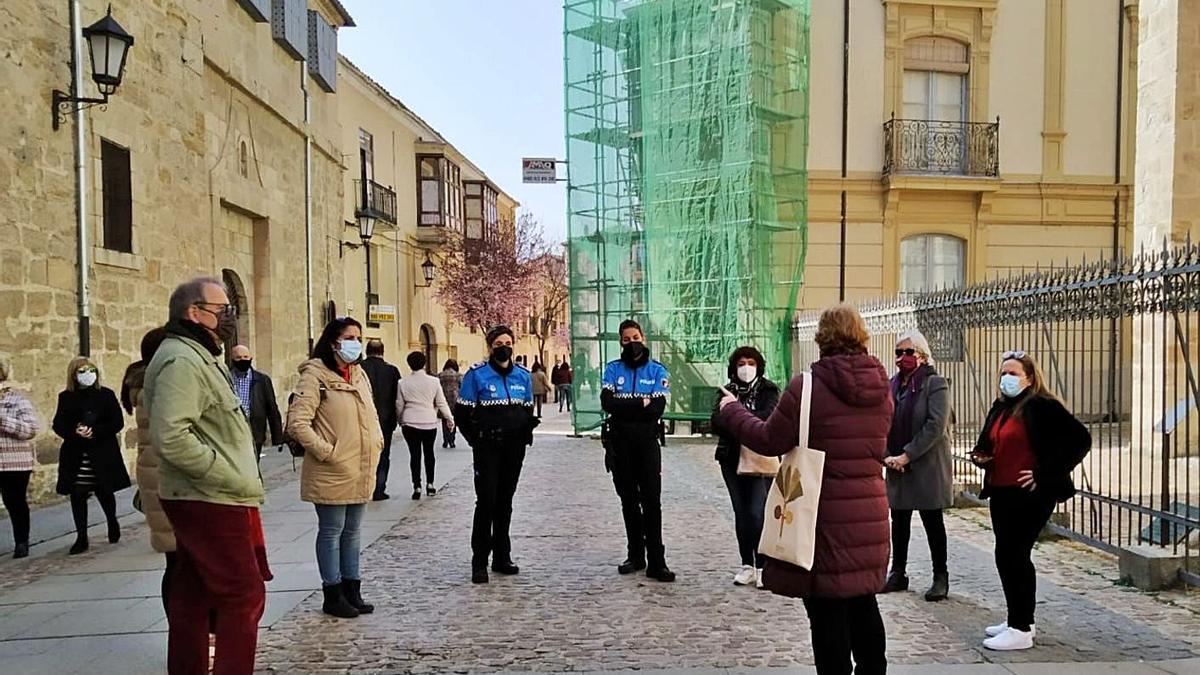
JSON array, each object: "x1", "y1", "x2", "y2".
[{"x1": 286, "y1": 317, "x2": 384, "y2": 620}]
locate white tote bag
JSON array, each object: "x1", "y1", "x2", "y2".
[{"x1": 757, "y1": 372, "x2": 826, "y2": 570}]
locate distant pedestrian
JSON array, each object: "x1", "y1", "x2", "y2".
[
  {"x1": 972, "y1": 350, "x2": 1090, "y2": 651},
  {"x1": 438, "y1": 360, "x2": 462, "y2": 448},
  {"x1": 397, "y1": 351, "x2": 454, "y2": 500},
  {"x1": 709, "y1": 346, "x2": 780, "y2": 588},
  {"x1": 557, "y1": 358, "x2": 573, "y2": 412},
  {"x1": 53, "y1": 356, "x2": 130, "y2": 555},
  {"x1": 880, "y1": 330, "x2": 954, "y2": 602},
  {"x1": 531, "y1": 362, "x2": 551, "y2": 418},
  {"x1": 360, "y1": 339, "x2": 401, "y2": 501},
  {"x1": 285, "y1": 317, "x2": 384, "y2": 619},
  {"x1": 454, "y1": 325, "x2": 537, "y2": 584},
  {"x1": 146, "y1": 276, "x2": 271, "y2": 674},
  {"x1": 717, "y1": 304, "x2": 892, "y2": 675},
  {"x1": 229, "y1": 344, "x2": 283, "y2": 461},
  {"x1": 602, "y1": 319, "x2": 674, "y2": 582},
  {"x1": 0, "y1": 353, "x2": 40, "y2": 559},
  {"x1": 550, "y1": 357, "x2": 563, "y2": 403}
]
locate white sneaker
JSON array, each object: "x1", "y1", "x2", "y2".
[
  {"x1": 755, "y1": 568, "x2": 765, "y2": 589},
  {"x1": 983, "y1": 627, "x2": 1035, "y2": 651},
  {"x1": 733, "y1": 565, "x2": 756, "y2": 586},
  {"x1": 985, "y1": 621, "x2": 1035, "y2": 638}
]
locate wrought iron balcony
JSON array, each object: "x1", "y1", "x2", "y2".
[
  {"x1": 883, "y1": 117, "x2": 999, "y2": 178},
  {"x1": 354, "y1": 179, "x2": 398, "y2": 225}
]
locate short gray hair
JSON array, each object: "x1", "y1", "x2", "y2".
[
  {"x1": 168, "y1": 276, "x2": 226, "y2": 321},
  {"x1": 897, "y1": 329, "x2": 935, "y2": 365}
]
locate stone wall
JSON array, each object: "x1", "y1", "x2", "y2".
[{"x1": 0, "y1": 0, "x2": 348, "y2": 505}]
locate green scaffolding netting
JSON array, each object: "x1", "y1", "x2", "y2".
[{"x1": 564, "y1": 0, "x2": 811, "y2": 431}]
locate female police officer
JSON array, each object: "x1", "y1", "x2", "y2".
[
  {"x1": 454, "y1": 325, "x2": 538, "y2": 584},
  {"x1": 602, "y1": 319, "x2": 674, "y2": 582}
]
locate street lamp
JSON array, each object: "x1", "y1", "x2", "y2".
[
  {"x1": 52, "y1": 5, "x2": 134, "y2": 131},
  {"x1": 421, "y1": 251, "x2": 436, "y2": 286}
]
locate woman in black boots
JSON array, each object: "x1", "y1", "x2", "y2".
[
  {"x1": 880, "y1": 330, "x2": 954, "y2": 602},
  {"x1": 52, "y1": 357, "x2": 131, "y2": 554}
]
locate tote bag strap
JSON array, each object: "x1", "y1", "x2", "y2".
[{"x1": 797, "y1": 371, "x2": 813, "y2": 450}]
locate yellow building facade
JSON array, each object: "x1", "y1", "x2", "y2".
[
  {"x1": 336, "y1": 59, "x2": 536, "y2": 371},
  {"x1": 801, "y1": 0, "x2": 1136, "y2": 309}
]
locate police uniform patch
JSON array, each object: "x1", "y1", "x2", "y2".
[{"x1": 617, "y1": 376, "x2": 625, "y2": 386}]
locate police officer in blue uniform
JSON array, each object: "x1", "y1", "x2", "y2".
[
  {"x1": 454, "y1": 325, "x2": 538, "y2": 584},
  {"x1": 602, "y1": 319, "x2": 675, "y2": 582}
]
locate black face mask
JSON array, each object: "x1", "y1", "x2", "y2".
[
  {"x1": 621, "y1": 342, "x2": 647, "y2": 363},
  {"x1": 232, "y1": 359, "x2": 252, "y2": 372},
  {"x1": 492, "y1": 345, "x2": 513, "y2": 363},
  {"x1": 215, "y1": 314, "x2": 238, "y2": 343}
]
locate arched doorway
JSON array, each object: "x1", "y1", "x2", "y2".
[
  {"x1": 221, "y1": 269, "x2": 250, "y2": 359},
  {"x1": 420, "y1": 324, "x2": 437, "y2": 372}
]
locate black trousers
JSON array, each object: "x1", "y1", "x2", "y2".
[
  {"x1": 374, "y1": 429, "x2": 394, "y2": 498},
  {"x1": 0, "y1": 471, "x2": 32, "y2": 544},
  {"x1": 802, "y1": 595, "x2": 887, "y2": 675},
  {"x1": 402, "y1": 426, "x2": 437, "y2": 487},
  {"x1": 609, "y1": 426, "x2": 664, "y2": 565},
  {"x1": 471, "y1": 439, "x2": 526, "y2": 567},
  {"x1": 890, "y1": 508, "x2": 948, "y2": 576},
  {"x1": 990, "y1": 487, "x2": 1056, "y2": 631},
  {"x1": 70, "y1": 488, "x2": 117, "y2": 539}
]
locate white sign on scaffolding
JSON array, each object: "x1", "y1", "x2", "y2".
[{"x1": 522, "y1": 158, "x2": 558, "y2": 184}]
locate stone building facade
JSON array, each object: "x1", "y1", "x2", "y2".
[{"x1": 0, "y1": 0, "x2": 353, "y2": 501}]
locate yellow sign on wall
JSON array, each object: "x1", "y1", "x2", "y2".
[{"x1": 368, "y1": 304, "x2": 396, "y2": 323}]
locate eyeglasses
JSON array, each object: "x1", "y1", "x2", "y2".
[
  {"x1": 194, "y1": 303, "x2": 237, "y2": 319},
  {"x1": 1001, "y1": 350, "x2": 1027, "y2": 361},
  {"x1": 895, "y1": 348, "x2": 917, "y2": 357}
]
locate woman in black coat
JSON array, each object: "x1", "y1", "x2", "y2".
[
  {"x1": 52, "y1": 357, "x2": 130, "y2": 554},
  {"x1": 970, "y1": 351, "x2": 1090, "y2": 652},
  {"x1": 710, "y1": 346, "x2": 780, "y2": 588}
]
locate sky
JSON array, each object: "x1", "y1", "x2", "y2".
[{"x1": 338, "y1": 0, "x2": 568, "y2": 244}]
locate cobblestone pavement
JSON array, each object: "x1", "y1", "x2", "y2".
[{"x1": 255, "y1": 432, "x2": 1200, "y2": 674}]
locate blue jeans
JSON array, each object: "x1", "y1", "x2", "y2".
[
  {"x1": 720, "y1": 460, "x2": 773, "y2": 568},
  {"x1": 314, "y1": 503, "x2": 365, "y2": 586}
]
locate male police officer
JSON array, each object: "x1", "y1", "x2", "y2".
[
  {"x1": 601, "y1": 319, "x2": 674, "y2": 582},
  {"x1": 454, "y1": 325, "x2": 538, "y2": 584}
]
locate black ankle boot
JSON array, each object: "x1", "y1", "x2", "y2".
[
  {"x1": 341, "y1": 579, "x2": 374, "y2": 614},
  {"x1": 491, "y1": 560, "x2": 519, "y2": 575},
  {"x1": 107, "y1": 520, "x2": 121, "y2": 544},
  {"x1": 471, "y1": 566, "x2": 489, "y2": 584},
  {"x1": 69, "y1": 536, "x2": 89, "y2": 555},
  {"x1": 880, "y1": 572, "x2": 909, "y2": 593},
  {"x1": 617, "y1": 557, "x2": 646, "y2": 575},
  {"x1": 646, "y1": 563, "x2": 676, "y2": 583},
  {"x1": 321, "y1": 583, "x2": 360, "y2": 618},
  {"x1": 13, "y1": 542, "x2": 29, "y2": 559},
  {"x1": 925, "y1": 572, "x2": 949, "y2": 602}
]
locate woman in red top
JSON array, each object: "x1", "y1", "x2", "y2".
[{"x1": 971, "y1": 351, "x2": 1090, "y2": 652}]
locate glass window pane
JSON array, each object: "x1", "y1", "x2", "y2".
[
  {"x1": 902, "y1": 70, "x2": 929, "y2": 119},
  {"x1": 933, "y1": 73, "x2": 965, "y2": 122},
  {"x1": 420, "y1": 180, "x2": 439, "y2": 212},
  {"x1": 465, "y1": 182, "x2": 482, "y2": 196},
  {"x1": 466, "y1": 199, "x2": 482, "y2": 219},
  {"x1": 420, "y1": 157, "x2": 439, "y2": 178}
]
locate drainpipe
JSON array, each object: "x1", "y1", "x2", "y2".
[
  {"x1": 70, "y1": 0, "x2": 91, "y2": 356},
  {"x1": 302, "y1": 60, "x2": 314, "y2": 351},
  {"x1": 838, "y1": 0, "x2": 850, "y2": 302},
  {"x1": 1106, "y1": 0, "x2": 1124, "y2": 421}
]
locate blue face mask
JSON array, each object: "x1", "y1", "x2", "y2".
[
  {"x1": 999, "y1": 374, "x2": 1026, "y2": 399},
  {"x1": 337, "y1": 339, "x2": 363, "y2": 364}
]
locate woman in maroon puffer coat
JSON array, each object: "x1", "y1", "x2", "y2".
[{"x1": 717, "y1": 304, "x2": 893, "y2": 675}]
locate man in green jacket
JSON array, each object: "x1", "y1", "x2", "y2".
[{"x1": 146, "y1": 276, "x2": 268, "y2": 675}]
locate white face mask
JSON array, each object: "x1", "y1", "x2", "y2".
[
  {"x1": 737, "y1": 365, "x2": 757, "y2": 384},
  {"x1": 76, "y1": 371, "x2": 98, "y2": 388}
]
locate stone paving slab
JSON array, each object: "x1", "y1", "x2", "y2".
[{"x1": 254, "y1": 431, "x2": 1200, "y2": 674}]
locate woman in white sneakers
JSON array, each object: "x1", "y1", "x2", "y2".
[
  {"x1": 971, "y1": 351, "x2": 1090, "y2": 651},
  {"x1": 397, "y1": 351, "x2": 455, "y2": 500}
]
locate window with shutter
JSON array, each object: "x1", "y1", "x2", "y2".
[
  {"x1": 101, "y1": 139, "x2": 133, "y2": 254},
  {"x1": 307, "y1": 10, "x2": 337, "y2": 93},
  {"x1": 271, "y1": 0, "x2": 306, "y2": 60}
]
